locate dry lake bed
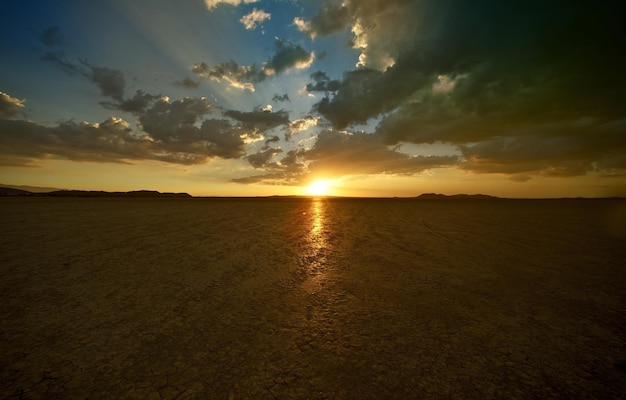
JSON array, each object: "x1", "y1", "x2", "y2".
[{"x1": 1, "y1": 197, "x2": 625, "y2": 399}]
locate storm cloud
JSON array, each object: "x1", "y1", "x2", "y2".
[{"x1": 303, "y1": 0, "x2": 626, "y2": 179}]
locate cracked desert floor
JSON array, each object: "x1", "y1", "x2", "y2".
[{"x1": 1, "y1": 197, "x2": 625, "y2": 399}]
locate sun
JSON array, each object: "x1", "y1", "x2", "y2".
[{"x1": 308, "y1": 180, "x2": 328, "y2": 196}]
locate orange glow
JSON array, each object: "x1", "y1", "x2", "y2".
[{"x1": 308, "y1": 180, "x2": 328, "y2": 196}]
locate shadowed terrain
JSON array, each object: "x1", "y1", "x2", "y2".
[{"x1": 1, "y1": 197, "x2": 625, "y2": 398}]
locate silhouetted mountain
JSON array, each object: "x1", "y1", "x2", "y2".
[
  {"x1": 0, "y1": 187, "x2": 33, "y2": 196},
  {"x1": 0, "y1": 183, "x2": 65, "y2": 193},
  {"x1": 417, "y1": 193, "x2": 500, "y2": 200},
  {"x1": 0, "y1": 189, "x2": 192, "y2": 198},
  {"x1": 46, "y1": 190, "x2": 192, "y2": 198}
]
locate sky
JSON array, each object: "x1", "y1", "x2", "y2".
[{"x1": 1, "y1": 0, "x2": 625, "y2": 197}]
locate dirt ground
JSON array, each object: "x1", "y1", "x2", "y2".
[{"x1": 1, "y1": 197, "x2": 625, "y2": 399}]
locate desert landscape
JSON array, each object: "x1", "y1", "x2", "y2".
[{"x1": 1, "y1": 196, "x2": 625, "y2": 399}]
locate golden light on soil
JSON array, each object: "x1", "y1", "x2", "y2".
[{"x1": 308, "y1": 180, "x2": 328, "y2": 196}]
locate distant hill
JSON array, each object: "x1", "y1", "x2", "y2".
[
  {"x1": 0, "y1": 187, "x2": 33, "y2": 196},
  {"x1": 416, "y1": 193, "x2": 501, "y2": 200},
  {"x1": 0, "y1": 187, "x2": 191, "y2": 198},
  {"x1": 46, "y1": 190, "x2": 192, "y2": 198},
  {"x1": 0, "y1": 183, "x2": 65, "y2": 193}
]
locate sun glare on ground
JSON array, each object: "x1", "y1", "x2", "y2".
[{"x1": 308, "y1": 180, "x2": 328, "y2": 196}]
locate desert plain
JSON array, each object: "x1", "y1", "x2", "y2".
[{"x1": 1, "y1": 197, "x2": 625, "y2": 399}]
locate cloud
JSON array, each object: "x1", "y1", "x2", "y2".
[
  {"x1": 302, "y1": 0, "x2": 418, "y2": 70},
  {"x1": 233, "y1": 149, "x2": 307, "y2": 184},
  {"x1": 87, "y1": 64, "x2": 126, "y2": 102},
  {"x1": 101, "y1": 90, "x2": 161, "y2": 114},
  {"x1": 174, "y1": 77, "x2": 201, "y2": 89},
  {"x1": 306, "y1": 70, "x2": 341, "y2": 93},
  {"x1": 313, "y1": 67, "x2": 422, "y2": 128},
  {"x1": 294, "y1": 3, "x2": 349, "y2": 38},
  {"x1": 224, "y1": 108, "x2": 290, "y2": 131},
  {"x1": 204, "y1": 0, "x2": 258, "y2": 9},
  {"x1": 235, "y1": 129, "x2": 458, "y2": 184},
  {"x1": 240, "y1": 8, "x2": 271, "y2": 30},
  {"x1": 246, "y1": 146, "x2": 282, "y2": 168},
  {"x1": 0, "y1": 117, "x2": 155, "y2": 166},
  {"x1": 287, "y1": 116, "x2": 319, "y2": 139},
  {"x1": 192, "y1": 61, "x2": 265, "y2": 92},
  {"x1": 459, "y1": 119, "x2": 626, "y2": 178},
  {"x1": 42, "y1": 53, "x2": 127, "y2": 102},
  {"x1": 304, "y1": 130, "x2": 458, "y2": 177},
  {"x1": 272, "y1": 93, "x2": 290, "y2": 102},
  {"x1": 0, "y1": 92, "x2": 26, "y2": 118},
  {"x1": 0, "y1": 96, "x2": 290, "y2": 165},
  {"x1": 40, "y1": 26, "x2": 64, "y2": 48},
  {"x1": 304, "y1": 0, "x2": 626, "y2": 180},
  {"x1": 264, "y1": 39, "x2": 314, "y2": 75},
  {"x1": 138, "y1": 96, "x2": 212, "y2": 140},
  {"x1": 192, "y1": 39, "x2": 314, "y2": 91}
]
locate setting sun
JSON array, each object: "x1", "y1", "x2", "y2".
[{"x1": 308, "y1": 180, "x2": 328, "y2": 196}]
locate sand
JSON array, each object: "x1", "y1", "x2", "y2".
[{"x1": 1, "y1": 197, "x2": 625, "y2": 399}]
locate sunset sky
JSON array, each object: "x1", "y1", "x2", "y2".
[{"x1": 1, "y1": 0, "x2": 625, "y2": 197}]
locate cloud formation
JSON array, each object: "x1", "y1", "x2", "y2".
[
  {"x1": 42, "y1": 52, "x2": 128, "y2": 102},
  {"x1": 293, "y1": 3, "x2": 349, "y2": 38},
  {"x1": 304, "y1": 130, "x2": 457, "y2": 178},
  {"x1": 240, "y1": 8, "x2": 271, "y2": 30},
  {"x1": 0, "y1": 92, "x2": 26, "y2": 118},
  {"x1": 40, "y1": 26, "x2": 64, "y2": 48},
  {"x1": 302, "y1": 0, "x2": 626, "y2": 180},
  {"x1": 265, "y1": 39, "x2": 314, "y2": 75},
  {"x1": 224, "y1": 108, "x2": 289, "y2": 131},
  {"x1": 298, "y1": 0, "x2": 418, "y2": 70},
  {"x1": 272, "y1": 93, "x2": 290, "y2": 103},
  {"x1": 192, "y1": 61, "x2": 264, "y2": 91},
  {"x1": 204, "y1": 0, "x2": 258, "y2": 9},
  {"x1": 192, "y1": 39, "x2": 314, "y2": 91},
  {"x1": 175, "y1": 77, "x2": 201, "y2": 89},
  {"x1": 0, "y1": 89, "x2": 293, "y2": 166}
]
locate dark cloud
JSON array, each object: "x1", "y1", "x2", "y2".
[
  {"x1": 294, "y1": 3, "x2": 349, "y2": 38},
  {"x1": 459, "y1": 120, "x2": 626, "y2": 178},
  {"x1": 192, "y1": 61, "x2": 265, "y2": 91},
  {"x1": 174, "y1": 77, "x2": 201, "y2": 89},
  {"x1": 192, "y1": 39, "x2": 314, "y2": 91},
  {"x1": 87, "y1": 63, "x2": 126, "y2": 102},
  {"x1": 0, "y1": 92, "x2": 26, "y2": 118},
  {"x1": 0, "y1": 117, "x2": 155, "y2": 166},
  {"x1": 305, "y1": 0, "x2": 626, "y2": 179},
  {"x1": 0, "y1": 97, "x2": 269, "y2": 165},
  {"x1": 42, "y1": 53, "x2": 127, "y2": 102},
  {"x1": 265, "y1": 135, "x2": 280, "y2": 145},
  {"x1": 265, "y1": 39, "x2": 314, "y2": 75},
  {"x1": 306, "y1": 71, "x2": 341, "y2": 93},
  {"x1": 314, "y1": 67, "x2": 421, "y2": 128},
  {"x1": 233, "y1": 149, "x2": 307, "y2": 184},
  {"x1": 300, "y1": 0, "x2": 418, "y2": 69},
  {"x1": 138, "y1": 96, "x2": 212, "y2": 141},
  {"x1": 313, "y1": 0, "x2": 626, "y2": 127},
  {"x1": 40, "y1": 26, "x2": 64, "y2": 48},
  {"x1": 41, "y1": 51, "x2": 83, "y2": 75},
  {"x1": 101, "y1": 90, "x2": 160, "y2": 114},
  {"x1": 272, "y1": 93, "x2": 290, "y2": 102},
  {"x1": 224, "y1": 108, "x2": 289, "y2": 131},
  {"x1": 246, "y1": 146, "x2": 283, "y2": 168}
]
